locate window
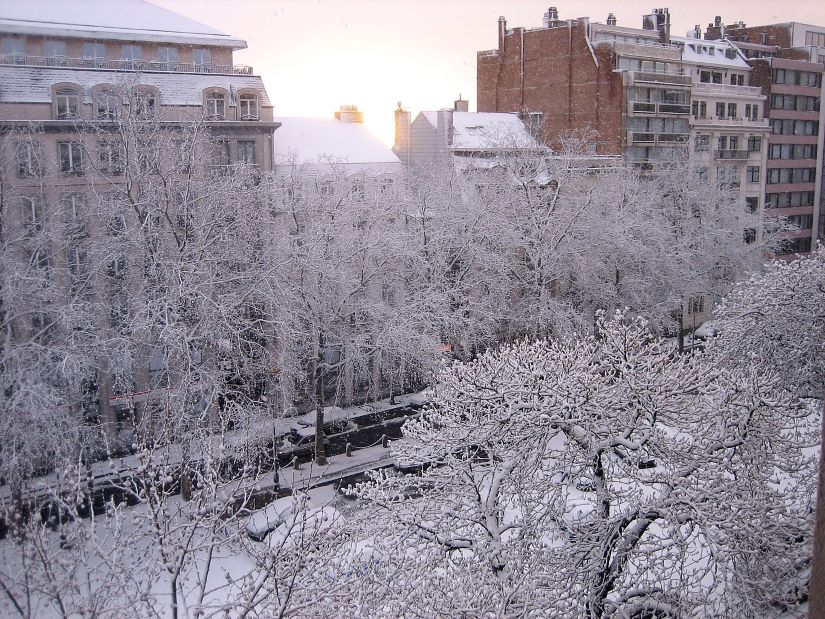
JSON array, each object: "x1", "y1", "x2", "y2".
[
  {"x1": 121, "y1": 44, "x2": 142, "y2": 61},
  {"x1": 318, "y1": 180, "x2": 334, "y2": 197},
  {"x1": 83, "y1": 42, "x2": 105, "y2": 64},
  {"x1": 694, "y1": 134, "x2": 710, "y2": 152},
  {"x1": 61, "y1": 193, "x2": 88, "y2": 238},
  {"x1": 771, "y1": 119, "x2": 819, "y2": 135},
  {"x1": 66, "y1": 244, "x2": 88, "y2": 278},
  {"x1": 691, "y1": 101, "x2": 707, "y2": 119},
  {"x1": 717, "y1": 136, "x2": 727, "y2": 151},
  {"x1": 743, "y1": 228, "x2": 757, "y2": 244},
  {"x1": 716, "y1": 102, "x2": 726, "y2": 119},
  {"x1": 787, "y1": 214, "x2": 814, "y2": 229},
  {"x1": 55, "y1": 87, "x2": 79, "y2": 119},
  {"x1": 237, "y1": 140, "x2": 256, "y2": 165},
  {"x1": 768, "y1": 144, "x2": 818, "y2": 160},
  {"x1": 765, "y1": 191, "x2": 815, "y2": 209},
  {"x1": 98, "y1": 140, "x2": 124, "y2": 176},
  {"x1": 744, "y1": 104, "x2": 759, "y2": 120},
  {"x1": 43, "y1": 39, "x2": 66, "y2": 58},
  {"x1": 96, "y1": 89, "x2": 120, "y2": 119},
  {"x1": 746, "y1": 166, "x2": 760, "y2": 183},
  {"x1": 158, "y1": 46, "x2": 177, "y2": 65},
  {"x1": 777, "y1": 237, "x2": 812, "y2": 255},
  {"x1": 766, "y1": 167, "x2": 816, "y2": 184},
  {"x1": 15, "y1": 141, "x2": 42, "y2": 178},
  {"x1": 21, "y1": 196, "x2": 43, "y2": 233},
  {"x1": 380, "y1": 177, "x2": 394, "y2": 195},
  {"x1": 1, "y1": 37, "x2": 25, "y2": 56},
  {"x1": 716, "y1": 164, "x2": 740, "y2": 189},
  {"x1": 193, "y1": 48, "x2": 212, "y2": 68},
  {"x1": 350, "y1": 177, "x2": 366, "y2": 203},
  {"x1": 745, "y1": 196, "x2": 758, "y2": 213},
  {"x1": 727, "y1": 103, "x2": 738, "y2": 119},
  {"x1": 58, "y1": 141, "x2": 83, "y2": 175},
  {"x1": 729, "y1": 73, "x2": 744, "y2": 85},
  {"x1": 699, "y1": 70, "x2": 722, "y2": 83},
  {"x1": 239, "y1": 94, "x2": 258, "y2": 120},
  {"x1": 211, "y1": 140, "x2": 231, "y2": 174},
  {"x1": 132, "y1": 90, "x2": 156, "y2": 119},
  {"x1": 805, "y1": 31, "x2": 825, "y2": 47},
  {"x1": 205, "y1": 92, "x2": 225, "y2": 119},
  {"x1": 747, "y1": 137, "x2": 761, "y2": 152}
]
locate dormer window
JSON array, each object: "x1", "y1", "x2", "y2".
[
  {"x1": 96, "y1": 89, "x2": 120, "y2": 120},
  {"x1": 131, "y1": 89, "x2": 157, "y2": 119},
  {"x1": 205, "y1": 92, "x2": 225, "y2": 120},
  {"x1": 55, "y1": 87, "x2": 80, "y2": 119},
  {"x1": 239, "y1": 94, "x2": 258, "y2": 120}
]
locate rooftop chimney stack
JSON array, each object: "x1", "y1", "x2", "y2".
[
  {"x1": 642, "y1": 8, "x2": 671, "y2": 43},
  {"x1": 393, "y1": 101, "x2": 411, "y2": 165},
  {"x1": 607, "y1": 13, "x2": 617, "y2": 26},
  {"x1": 454, "y1": 96, "x2": 469, "y2": 112},
  {"x1": 498, "y1": 15, "x2": 507, "y2": 50},
  {"x1": 693, "y1": 24, "x2": 702, "y2": 39},
  {"x1": 543, "y1": 7, "x2": 560, "y2": 28},
  {"x1": 335, "y1": 105, "x2": 363, "y2": 123}
]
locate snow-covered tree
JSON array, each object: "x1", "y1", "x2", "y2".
[
  {"x1": 347, "y1": 311, "x2": 816, "y2": 617},
  {"x1": 709, "y1": 244, "x2": 825, "y2": 400}
]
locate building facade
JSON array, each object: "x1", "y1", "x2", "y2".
[
  {"x1": 704, "y1": 18, "x2": 825, "y2": 253},
  {"x1": 0, "y1": 1, "x2": 278, "y2": 450}
]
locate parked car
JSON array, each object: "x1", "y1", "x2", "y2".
[{"x1": 245, "y1": 496, "x2": 298, "y2": 541}]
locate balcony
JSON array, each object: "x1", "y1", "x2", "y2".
[
  {"x1": 693, "y1": 116, "x2": 770, "y2": 128},
  {"x1": 628, "y1": 70, "x2": 692, "y2": 87},
  {"x1": 716, "y1": 149, "x2": 750, "y2": 160},
  {"x1": 630, "y1": 101, "x2": 690, "y2": 115},
  {"x1": 692, "y1": 82, "x2": 763, "y2": 97},
  {"x1": 628, "y1": 131, "x2": 689, "y2": 145},
  {"x1": 0, "y1": 53, "x2": 253, "y2": 76}
]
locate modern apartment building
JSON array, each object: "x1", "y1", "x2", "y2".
[
  {"x1": 704, "y1": 18, "x2": 825, "y2": 253},
  {"x1": 0, "y1": 1, "x2": 277, "y2": 448}
]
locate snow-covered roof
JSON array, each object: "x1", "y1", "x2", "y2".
[
  {"x1": 0, "y1": 65, "x2": 271, "y2": 107},
  {"x1": 673, "y1": 36, "x2": 750, "y2": 69},
  {"x1": 418, "y1": 111, "x2": 539, "y2": 151},
  {"x1": 0, "y1": 0, "x2": 247, "y2": 49},
  {"x1": 273, "y1": 117, "x2": 401, "y2": 174}
]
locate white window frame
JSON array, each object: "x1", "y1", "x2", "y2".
[
  {"x1": 239, "y1": 94, "x2": 258, "y2": 120},
  {"x1": 58, "y1": 141, "x2": 84, "y2": 175},
  {"x1": 55, "y1": 88, "x2": 80, "y2": 119},
  {"x1": 205, "y1": 92, "x2": 226, "y2": 119}
]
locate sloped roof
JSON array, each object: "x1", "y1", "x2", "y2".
[
  {"x1": 273, "y1": 117, "x2": 401, "y2": 173},
  {"x1": 674, "y1": 36, "x2": 750, "y2": 69},
  {"x1": 418, "y1": 111, "x2": 539, "y2": 150},
  {"x1": 0, "y1": 0, "x2": 246, "y2": 48},
  {"x1": 0, "y1": 65, "x2": 271, "y2": 107}
]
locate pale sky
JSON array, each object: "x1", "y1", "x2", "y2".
[{"x1": 154, "y1": 0, "x2": 825, "y2": 147}]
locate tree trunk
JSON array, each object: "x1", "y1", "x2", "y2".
[
  {"x1": 313, "y1": 332, "x2": 327, "y2": 466},
  {"x1": 808, "y1": 403, "x2": 825, "y2": 618}
]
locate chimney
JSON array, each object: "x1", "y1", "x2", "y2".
[
  {"x1": 714, "y1": 16, "x2": 721, "y2": 27},
  {"x1": 437, "y1": 108, "x2": 454, "y2": 149},
  {"x1": 335, "y1": 105, "x2": 363, "y2": 123},
  {"x1": 393, "y1": 101, "x2": 411, "y2": 165},
  {"x1": 607, "y1": 13, "x2": 617, "y2": 26},
  {"x1": 693, "y1": 24, "x2": 702, "y2": 39},
  {"x1": 498, "y1": 16, "x2": 507, "y2": 50},
  {"x1": 454, "y1": 95, "x2": 469, "y2": 112},
  {"x1": 643, "y1": 8, "x2": 672, "y2": 44},
  {"x1": 543, "y1": 7, "x2": 560, "y2": 27}
]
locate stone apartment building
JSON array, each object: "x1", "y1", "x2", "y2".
[
  {"x1": 0, "y1": 0, "x2": 278, "y2": 448},
  {"x1": 704, "y1": 17, "x2": 825, "y2": 253}
]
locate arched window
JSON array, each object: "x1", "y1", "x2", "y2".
[
  {"x1": 95, "y1": 88, "x2": 121, "y2": 120},
  {"x1": 204, "y1": 90, "x2": 226, "y2": 120},
  {"x1": 239, "y1": 93, "x2": 258, "y2": 120},
  {"x1": 54, "y1": 85, "x2": 81, "y2": 119}
]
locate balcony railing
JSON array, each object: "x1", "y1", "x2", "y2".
[
  {"x1": 0, "y1": 53, "x2": 253, "y2": 76},
  {"x1": 628, "y1": 131, "x2": 689, "y2": 145},
  {"x1": 694, "y1": 116, "x2": 770, "y2": 128},
  {"x1": 716, "y1": 149, "x2": 750, "y2": 160},
  {"x1": 630, "y1": 101, "x2": 690, "y2": 115},
  {"x1": 692, "y1": 82, "x2": 763, "y2": 97},
  {"x1": 629, "y1": 71, "x2": 692, "y2": 86}
]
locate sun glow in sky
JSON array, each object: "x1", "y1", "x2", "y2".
[{"x1": 156, "y1": 0, "x2": 825, "y2": 148}]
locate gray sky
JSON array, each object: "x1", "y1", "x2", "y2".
[{"x1": 155, "y1": 0, "x2": 825, "y2": 145}]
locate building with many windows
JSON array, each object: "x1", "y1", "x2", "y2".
[
  {"x1": 703, "y1": 17, "x2": 825, "y2": 254},
  {"x1": 0, "y1": 0, "x2": 278, "y2": 448}
]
